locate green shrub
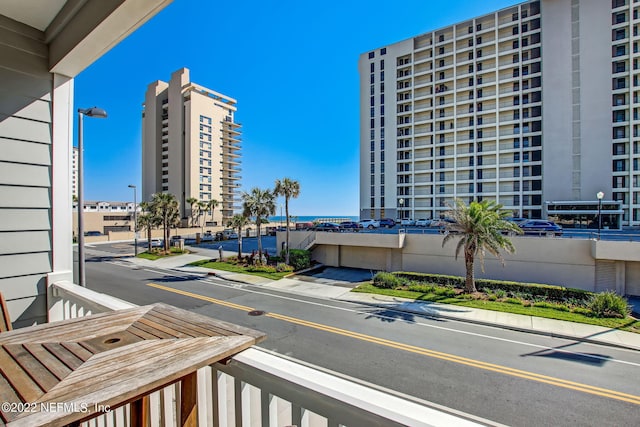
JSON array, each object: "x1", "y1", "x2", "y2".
[
  {"x1": 487, "y1": 294, "x2": 498, "y2": 301},
  {"x1": 588, "y1": 291, "x2": 630, "y2": 318},
  {"x1": 393, "y1": 271, "x2": 592, "y2": 304},
  {"x1": 275, "y1": 263, "x2": 294, "y2": 273},
  {"x1": 504, "y1": 298, "x2": 523, "y2": 305},
  {"x1": 435, "y1": 287, "x2": 457, "y2": 297},
  {"x1": 495, "y1": 289, "x2": 507, "y2": 299},
  {"x1": 288, "y1": 249, "x2": 311, "y2": 271},
  {"x1": 246, "y1": 265, "x2": 277, "y2": 273},
  {"x1": 373, "y1": 272, "x2": 405, "y2": 289}
]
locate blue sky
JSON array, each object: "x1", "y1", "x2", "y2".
[{"x1": 74, "y1": 0, "x2": 520, "y2": 216}]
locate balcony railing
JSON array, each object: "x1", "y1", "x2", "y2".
[{"x1": 45, "y1": 281, "x2": 480, "y2": 426}]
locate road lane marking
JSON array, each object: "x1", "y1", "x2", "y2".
[
  {"x1": 146, "y1": 282, "x2": 640, "y2": 405},
  {"x1": 140, "y1": 266, "x2": 640, "y2": 364}
]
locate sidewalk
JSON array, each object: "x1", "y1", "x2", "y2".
[{"x1": 122, "y1": 249, "x2": 640, "y2": 351}]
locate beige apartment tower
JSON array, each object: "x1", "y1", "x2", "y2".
[
  {"x1": 142, "y1": 68, "x2": 241, "y2": 225},
  {"x1": 360, "y1": 0, "x2": 637, "y2": 228}
]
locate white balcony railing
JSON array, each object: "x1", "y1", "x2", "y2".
[{"x1": 46, "y1": 281, "x2": 483, "y2": 427}]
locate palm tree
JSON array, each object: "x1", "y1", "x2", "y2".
[
  {"x1": 442, "y1": 199, "x2": 522, "y2": 293},
  {"x1": 227, "y1": 214, "x2": 250, "y2": 258},
  {"x1": 207, "y1": 199, "x2": 219, "y2": 226},
  {"x1": 242, "y1": 187, "x2": 276, "y2": 260},
  {"x1": 149, "y1": 193, "x2": 180, "y2": 251},
  {"x1": 197, "y1": 200, "x2": 207, "y2": 234},
  {"x1": 186, "y1": 197, "x2": 198, "y2": 227},
  {"x1": 274, "y1": 178, "x2": 300, "y2": 265},
  {"x1": 137, "y1": 213, "x2": 156, "y2": 251}
]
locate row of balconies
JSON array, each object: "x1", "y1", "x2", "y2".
[{"x1": 415, "y1": 10, "x2": 540, "y2": 52}]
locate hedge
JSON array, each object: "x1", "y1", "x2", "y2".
[{"x1": 391, "y1": 271, "x2": 593, "y2": 303}]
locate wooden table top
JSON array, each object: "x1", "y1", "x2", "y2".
[{"x1": 0, "y1": 303, "x2": 266, "y2": 426}]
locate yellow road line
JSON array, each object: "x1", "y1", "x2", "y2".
[{"x1": 146, "y1": 282, "x2": 640, "y2": 405}]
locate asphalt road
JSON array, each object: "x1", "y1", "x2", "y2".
[{"x1": 82, "y1": 248, "x2": 640, "y2": 427}]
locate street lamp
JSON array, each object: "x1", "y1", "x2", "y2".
[
  {"x1": 597, "y1": 191, "x2": 604, "y2": 240},
  {"x1": 398, "y1": 198, "x2": 404, "y2": 219},
  {"x1": 128, "y1": 184, "x2": 138, "y2": 256},
  {"x1": 77, "y1": 107, "x2": 107, "y2": 287}
]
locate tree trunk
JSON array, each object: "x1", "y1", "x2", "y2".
[
  {"x1": 464, "y1": 249, "x2": 476, "y2": 293},
  {"x1": 285, "y1": 200, "x2": 290, "y2": 264},
  {"x1": 237, "y1": 230, "x2": 242, "y2": 259},
  {"x1": 257, "y1": 220, "x2": 262, "y2": 261}
]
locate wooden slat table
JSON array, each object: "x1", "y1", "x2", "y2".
[{"x1": 0, "y1": 303, "x2": 266, "y2": 426}]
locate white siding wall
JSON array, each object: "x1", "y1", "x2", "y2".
[{"x1": 0, "y1": 16, "x2": 53, "y2": 327}]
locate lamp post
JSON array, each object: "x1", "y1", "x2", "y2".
[
  {"x1": 128, "y1": 184, "x2": 138, "y2": 256},
  {"x1": 398, "y1": 198, "x2": 404, "y2": 219},
  {"x1": 597, "y1": 191, "x2": 604, "y2": 240},
  {"x1": 77, "y1": 107, "x2": 107, "y2": 287}
]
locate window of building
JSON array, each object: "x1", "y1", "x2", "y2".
[
  {"x1": 380, "y1": 47, "x2": 386, "y2": 55},
  {"x1": 368, "y1": 52, "x2": 374, "y2": 59},
  {"x1": 513, "y1": 40, "x2": 519, "y2": 49},
  {"x1": 380, "y1": 59, "x2": 385, "y2": 70}
]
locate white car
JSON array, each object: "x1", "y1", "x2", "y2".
[
  {"x1": 400, "y1": 218, "x2": 416, "y2": 226},
  {"x1": 358, "y1": 219, "x2": 380, "y2": 229},
  {"x1": 415, "y1": 219, "x2": 431, "y2": 227},
  {"x1": 150, "y1": 238, "x2": 163, "y2": 248},
  {"x1": 222, "y1": 229, "x2": 238, "y2": 239}
]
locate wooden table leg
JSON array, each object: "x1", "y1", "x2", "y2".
[
  {"x1": 131, "y1": 395, "x2": 149, "y2": 427},
  {"x1": 180, "y1": 372, "x2": 198, "y2": 427}
]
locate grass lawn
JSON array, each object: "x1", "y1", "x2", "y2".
[
  {"x1": 137, "y1": 248, "x2": 189, "y2": 261},
  {"x1": 189, "y1": 259, "x2": 291, "y2": 281},
  {"x1": 353, "y1": 283, "x2": 640, "y2": 333}
]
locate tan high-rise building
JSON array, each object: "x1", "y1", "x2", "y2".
[
  {"x1": 142, "y1": 68, "x2": 241, "y2": 225},
  {"x1": 360, "y1": 0, "x2": 634, "y2": 228}
]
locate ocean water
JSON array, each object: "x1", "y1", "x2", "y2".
[{"x1": 268, "y1": 215, "x2": 358, "y2": 223}]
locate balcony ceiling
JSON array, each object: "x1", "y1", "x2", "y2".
[{"x1": 0, "y1": 0, "x2": 66, "y2": 31}]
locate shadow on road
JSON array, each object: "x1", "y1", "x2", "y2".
[{"x1": 521, "y1": 348, "x2": 611, "y2": 366}]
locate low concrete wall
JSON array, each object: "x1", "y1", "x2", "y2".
[
  {"x1": 403, "y1": 234, "x2": 595, "y2": 289},
  {"x1": 280, "y1": 231, "x2": 640, "y2": 295}
]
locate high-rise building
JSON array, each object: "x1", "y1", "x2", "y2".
[
  {"x1": 360, "y1": 0, "x2": 633, "y2": 228},
  {"x1": 142, "y1": 68, "x2": 241, "y2": 226}
]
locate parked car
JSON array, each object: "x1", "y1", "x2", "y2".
[
  {"x1": 400, "y1": 218, "x2": 416, "y2": 226},
  {"x1": 84, "y1": 231, "x2": 102, "y2": 236},
  {"x1": 339, "y1": 221, "x2": 363, "y2": 231},
  {"x1": 201, "y1": 231, "x2": 214, "y2": 242},
  {"x1": 518, "y1": 220, "x2": 563, "y2": 236},
  {"x1": 378, "y1": 218, "x2": 396, "y2": 228},
  {"x1": 359, "y1": 219, "x2": 381, "y2": 229},
  {"x1": 313, "y1": 222, "x2": 341, "y2": 232},
  {"x1": 295, "y1": 222, "x2": 314, "y2": 231},
  {"x1": 150, "y1": 238, "x2": 163, "y2": 248},
  {"x1": 505, "y1": 217, "x2": 528, "y2": 224},
  {"x1": 222, "y1": 229, "x2": 238, "y2": 239},
  {"x1": 415, "y1": 219, "x2": 431, "y2": 227}
]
